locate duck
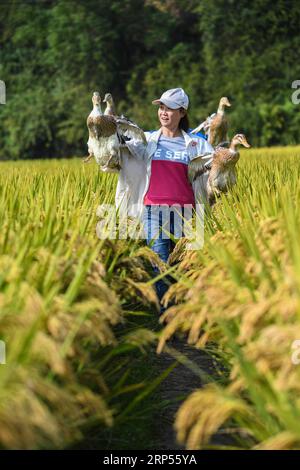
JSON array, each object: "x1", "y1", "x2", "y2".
[
  {"x1": 187, "y1": 134, "x2": 250, "y2": 205},
  {"x1": 103, "y1": 91, "x2": 144, "y2": 138},
  {"x1": 103, "y1": 93, "x2": 117, "y2": 116},
  {"x1": 206, "y1": 133, "x2": 250, "y2": 204},
  {"x1": 191, "y1": 97, "x2": 231, "y2": 146},
  {"x1": 85, "y1": 92, "x2": 146, "y2": 170}
]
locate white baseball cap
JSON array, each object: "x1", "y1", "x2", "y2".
[{"x1": 152, "y1": 88, "x2": 189, "y2": 110}]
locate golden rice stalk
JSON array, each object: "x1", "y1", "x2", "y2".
[
  {"x1": 47, "y1": 311, "x2": 76, "y2": 343},
  {"x1": 75, "y1": 389, "x2": 113, "y2": 426},
  {"x1": 0, "y1": 285, "x2": 44, "y2": 331},
  {"x1": 89, "y1": 260, "x2": 106, "y2": 278},
  {"x1": 0, "y1": 386, "x2": 63, "y2": 449},
  {"x1": 237, "y1": 299, "x2": 276, "y2": 344},
  {"x1": 253, "y1": 431, "x2": 300, "y2": 450},
  {"x1": 177, "y1": 250, "x2": 204, "y2": 272},
  {"x1": 160, "y1": 284, "x2": 183, "y2": 306},
  {"x1": 187, "y1": 306, "x2": 210, "y2": 345},
  {"x1": 31, "y1": 331, "x2": 69, "y2": 376},
  {"x1": 133, "y1": 245, "x2": 168, "y2": 274},
  {"x1": 83, "y1": 274, "x2": 122, "y2": 313},
  {"x1": 168, "y1": 237, "x2": 190, "y2": 265},
  {"x1": 123, "y1": 328, "x2": 157, "y2": 353},
  {"x1": 47, "y1": 295, "x2": 122, "y2": 347},
  {"x1": 126, "y1": 279, "x2": 160, "y2": 311},
  {"x1": 175, "y1": 384, "x2": 253, "y2": 449},
  {"x1": 161, "y1": 264, "x2": 205, "y2": 306},
  {"x1": 73, "y1": 296, "x2": 122, "y2": 327},
  {"x1": 0, "y1": 255, "x2": 21, "y2": 283},
  {"x1": 28, "y1": 372, "x2": 113, "y2": 427},
  {"x1": 157, "y1": 303, "x2": 208, "y2": 353},
  {"x1": 240, "y1": 324, "x2": 300, "y2": 392}
]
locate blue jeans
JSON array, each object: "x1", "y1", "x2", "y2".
[{"x1": 142, "y1": 205, "x2": 188, "y2": 307}]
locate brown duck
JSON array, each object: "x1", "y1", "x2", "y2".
[
  {"x1": 192, "y1": 97, "x2": 231, "y2": 146},
  {"x1": 188, "y1": 134, "x2": 250, "y2": 205},
  {"x1": 103, "y1": 93, "x2": 117, "y2": 116},
  {"x1": 207, "y1": 133, "x2": 251, "y2": 204}
]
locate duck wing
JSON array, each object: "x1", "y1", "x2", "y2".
[
  {"x1": 212, "y1": 146, "x2": 239, "y2": 167},
  {"x1": 87, "y1": 115, "x2": 117, "y2": 138},
  {"x1": 188, "y1": 152, "x2": 214, "y2": 184},
  {"x1": 215, "y1": 140, "x2": 230, "y2": 149},
  {"x1": 219, "y1": 116, "x2": 229, "y2": 142},
  {"x1": 209, "y1": 114, "x2": 229, "y2": 146},
  {"x1": 116, "y1": 116, "x2": 147, "y2": 144},
  {"x1": 191, "y1": 113, "x2": 216, "y2": 134},
  {"x1": 213, "y1": 146, "x2": 230, "y2": 159}
]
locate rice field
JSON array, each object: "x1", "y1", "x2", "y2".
[{"x1": 1, "y1": 146, "x2": 300, "y2": 449}]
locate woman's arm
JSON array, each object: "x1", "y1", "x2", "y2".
[
  {"x1": 98, "y1": 132, "x2": 150, "y2": 173},
  {"x1": 122, "y1": 131, "x2": 150, "y2": 161}
]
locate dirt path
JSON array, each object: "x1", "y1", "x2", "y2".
[
  {"x1": 72, "y1": 316, "x2": 229, "y2": 450},
  {"x1": 150, "y1": 334, "x2": 222, "y2": 450}
]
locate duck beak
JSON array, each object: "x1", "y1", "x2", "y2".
[{"x1": 242, "y1": 138, "x2": 251, "y2": 148}]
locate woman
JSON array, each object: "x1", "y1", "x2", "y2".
[{"x1": 103, "y1": 88, "x2": 214, "y2": 312}]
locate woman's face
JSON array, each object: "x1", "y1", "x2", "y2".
[{"x1": 158, "y1": 103, "x2": 185, "y2": 130}]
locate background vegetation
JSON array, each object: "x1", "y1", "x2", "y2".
[{"x1": 0, "y1": 0, "x2": 300, "y2": 160}]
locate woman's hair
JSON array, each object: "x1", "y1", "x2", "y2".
[{"x1": 178, "y1": 108, "x2": 190, "y2": 132}]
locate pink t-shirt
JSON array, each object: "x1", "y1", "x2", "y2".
[{"x1": 143, "y1": 134, "x2": 195, "y2": 206}]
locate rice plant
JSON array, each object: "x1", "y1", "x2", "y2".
[
  {"x1": 159, "y1": 146, "x2": 300, "y2": 449},
  {"x1": 0, "y1": 159, "x2": 166, "y2": 449}
]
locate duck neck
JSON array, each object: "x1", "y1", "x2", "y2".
[
  {"x1": 229, "y1": 141, "x2": 238, "y2": 152},
  {"x1": 105, "y1": 100, "x2": 116, "y2": 114},
  {"x1": 93, "y1": 103, "x2": 102, "y2": 115},
  {"x1": 217, "y1": 103, "x2": 225, "y2": 115}
]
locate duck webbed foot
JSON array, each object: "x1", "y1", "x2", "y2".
[{"x1": 83, "y1": 154, "x2": 94, "y2": 163}]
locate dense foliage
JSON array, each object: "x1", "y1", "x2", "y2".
[{"x1": 0, "y1": 0, "x2": 299, "y2": 159}]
